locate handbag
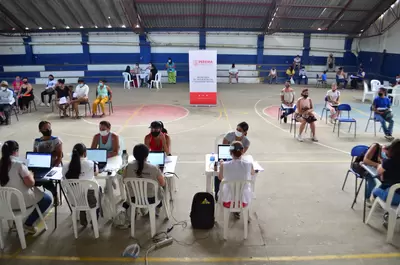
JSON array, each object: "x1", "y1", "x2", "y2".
[{"x1": 290, "y1": 77, "x2": 295, "y2": 84}]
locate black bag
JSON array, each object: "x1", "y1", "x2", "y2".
[{"x1": 190, "y1": 192, "x2": 215, "y2": 229}]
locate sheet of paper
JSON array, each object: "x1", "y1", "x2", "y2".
[
  {"x1": 73, "y1": 92, "x2": 77, "y2": 98},
  {"x1": 59, "y1": 97, "x2": 67, "y2": 104}
]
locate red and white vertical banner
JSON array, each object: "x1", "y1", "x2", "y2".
[{"x1": 189, "y1": 50, "x2": 217, "y2": 105}]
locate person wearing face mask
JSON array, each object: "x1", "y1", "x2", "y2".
[
  {"x1": 70, "y1": 78, "x2": 89, "y2": 119},
  {"x1": 326, "y1": 53, "x2": 335, "y2": 72},
  {"x1": 223, "y1": 122, "x2": 250, "y2": 153},
  {"x1": 0, "y1": 140, "x2": 53, "y2": 234},
  {"x1": 91, "y1": 120, "x2": 120, "y2": 158},
  {"x1": 280, "y1": 81, "x2": 295, "y2": 123},
  {"x1": 92, "y1": 80, "x2": 112, "y2": 118},
  {"x1": 12, "y1": 75, "x2": 22, "y2": 94},
  {"x1": 144, "y1": 121, "x2": 171, "y2": 155},
  {"x1": 40, "y1": 74, "x2": 56, "y2": 107},
  {"x1": 55, "y1": 79, "x2": 72, "y2": 118},
  {"x1": 218, "y1": 141, "x2": 255, "y2": 219},
  {"x1": 0, "y1": 81, "x2": 15, "y2": 125},
  {"x1": 17, "y1": 77, "x2": 34, "y2": 112},
  {"x1": 326, "y1": 83, "x2": 340, "y2": 123},
  {"x1": 228, "y1": 63, "x2": 239, "y2": 84},
  {"x1": 33, "y1": 121, "x2": 62, "y2": 200},
  {"x1": 166, "y1": 58, "x2": 176, "y2": 84},
  {"x1": 373, "y1": 87, "x2": 394, "y2": 140},
  {"x1": 147, "y1": 63, "x2": 158, "y2": 88},
  {"x1": 295, "y1": 88, "x2": 318, "y2": 142},
  {"x1": 268, "y1": 67, "x2": 278, "y2": 84}
]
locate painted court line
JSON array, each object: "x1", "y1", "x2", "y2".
[
  {"x1": 1, "y1": 252, "x2": 399, "y2": 263},
  {"x1": 116, "y1": 104, "x2": 145, "y2": 134},
  {"x1": 177, "y1": 160, "x2": 348, "y2": 164},
  {"x1": 218, "y1": 98, "x2": 233, "y2": 131}
]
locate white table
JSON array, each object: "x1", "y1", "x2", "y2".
[
  {"x1": 136, "y1": 73, "x2": 149, "y2": 87},
  {"x1": 204, "y1": 154, "x2": 264, "y2": 196}
]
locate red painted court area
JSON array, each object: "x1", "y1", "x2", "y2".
[
  {"x1": 107, "y1": 104, "x2": 188, "y2": 125},
  {"x1": 263, "y1": 105, "x2": 280, "y2": 118}
]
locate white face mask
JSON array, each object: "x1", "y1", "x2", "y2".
[
  {"x1": 1, "y1": 87, "x2": 7, "y2": 91},
  {"x1": 79, "y1": 83, "x2": 84, "y2": 87},
  {"x1": 235, "y1": 130, "x2": 243, "y2": 137},
  {"x1": 397, "y1": 78, "x2": 400, "y2": 82},
  {"x1": 99, "y1": 130, "x2": 109, "y2": 136}
]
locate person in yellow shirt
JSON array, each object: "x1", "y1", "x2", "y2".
[{"x1": 286, "y1": 66, "x2": 295, "y2": 81}]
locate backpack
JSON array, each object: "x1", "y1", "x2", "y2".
[{"x1": 190, "y1": 192, "x2": 215, "y2": 229}]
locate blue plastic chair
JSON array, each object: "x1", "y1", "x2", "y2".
[
  {"x1": 278, "y1": 103, "x2": 295, "y2": 124},
  {"x1": 342, "y1": 145, "x2": 369, "y2": 208},
  {"x1": 365, "y1": 105, "x2": 382, "y2": 136},
  {"x1": 333, "y1": 104, "x2": 357, "y2": 137}
]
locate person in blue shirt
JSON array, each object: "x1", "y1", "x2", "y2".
[
  {"x1": 321, "y1": 71, "x2": 327, "y2": 82},
  {"x1": 373, "y1": 87, "x2": 394, "y2": 140}
]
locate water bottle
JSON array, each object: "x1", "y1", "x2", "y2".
[
  {"x1": 210, "y1": 152, "x2": 215, "y2": 170},
  {"x1": 122, "y1": 150, "x2": 128, "y2": 166}
]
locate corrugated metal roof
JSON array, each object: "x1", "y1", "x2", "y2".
[{"x1": 0, "y1": 0, "x2": 395, "y2": 34}]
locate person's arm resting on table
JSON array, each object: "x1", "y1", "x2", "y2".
[
  {"x1": 108, "y1": 133, "x2": 120, "y2": 158},
  {"x1": 20, "y1": 164, "x2": 35, "y2": 187}
]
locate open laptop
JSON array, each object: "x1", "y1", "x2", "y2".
[
  {"x1": 148, "y1": 151, "x2": 165, "y2": 171},
  {"x1": 86, "y1": 149, "x2": 108, "y2": 171},
  {"x1": 26, "y1": 152, "x2": 53, "y2": 178},
  {"x1": 218, "y1": 144, "x2": 232, "y2": 161}
]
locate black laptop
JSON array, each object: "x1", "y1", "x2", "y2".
[{"x1": 86, "y1": 149, "x2": 108, "y2": 171}]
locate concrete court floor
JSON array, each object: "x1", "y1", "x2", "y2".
[{"x1": 0, "y1": 82, "x2": 399, "y2": 265}]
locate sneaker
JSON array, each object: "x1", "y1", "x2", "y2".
[
  {"x1": 23, "y1": 225, "x2": 38, "y2": 234},
  {"x1": 384, "y1": 135, "x2": 393, "y2": 141},
  {"x1": 297, "y1": 135, "x2": 303, "y2": 142},
  {"x1": 330, "y1": 118, "x2": 335, "y2": 124},
  {"x1": 39, "y1": 102, "x2": 45, "y2": 107},
  {"x1": 311, "y1": 136, "x2": 318, "y2": 142},
  {"x1": 46, "y1": 103, "x2": 50, "y2": 107},
  {"x1": 366, "y1": 199, "x2": 372, "y2": 208}
]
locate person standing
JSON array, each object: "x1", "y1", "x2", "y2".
[
  {"x1": 373, "y1": 87, "x2": 394, "y2": 140},
  {"x1": 326, "y1": 54, "x2": 335, "y2": 71},
  {"x1": 40, "y1": 75, "x2": 56, "y2": 107},
  {"x1": 280, "y1": 81, "x2": 295, "y2": 123},
  {"x1": 166, "y1": 58, "x2": 176, "y2": 84},
  {"x1": 0, "y1": 81, "x2": 15, "y2": 125}
]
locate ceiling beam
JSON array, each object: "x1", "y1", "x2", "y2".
[
  {"x1": 119, "y1": 0, "x2": 144, "y2": 34},
  {"x1": 135, "y1": 0, "x2": 271, "y2": 6},
  {"x1": 142, "y1": 14, "x2": 267, "y2": 19},
  {"x1": 326, "y1": 0, "x2": 354, "y2": 30},
  {"x1": 262, "y1": 0, "x2": 277, "y2": 34},
  {"x1": 277, "y1": 4, "x2": 367, "y2": 12},
  {"x1": 0, "y1": 2, "x2": 26, "y2": 31},
  {"x1": 274, "y1": 16, "x2": 360, "y2": 23}
]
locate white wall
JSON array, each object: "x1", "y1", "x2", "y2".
[
  {"x1": 31, "y1": 33, "x2": 83, "y2": 54},
  {"x1": 310, "y1": 34, "x2": 346, "y2": 57},
  {"x1": 88, "y1": 32, "x2": 140, "y2": 53},
  {"x1": 149, "y1": 32, "x2": 199, "y2": 53},
  {"x1": 206, "y1": 32, "x2": 257, "y2": 55},
  {"x1": 0, "y1": 36, "x2": 25, "y2": 54},
  {"x1": 264, "y1": 33, "x2": 303, "y2": 56}
]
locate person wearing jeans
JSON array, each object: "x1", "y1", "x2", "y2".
[
  {"x1": 297, "y1": 66, "x2": 308, "y2": 85},
  {"x1": 373, "y1": 87, "x2": 394, "y2": 141},
  {"x1": 40, "y1": 74, "x2": 56, "y2": 107},
  {"x1": 362, "y1": 143, "x2": 383, "y2": 202},
  {"x1": 280, "y1": 81, "x2": 295, "y2": 123}
]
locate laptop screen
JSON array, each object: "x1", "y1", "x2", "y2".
[
  {"x1": 218, "y1": 145, "x2": 232, "y2": 160},
  {"x1": 86, "y1": 149, "x2": 107, "y2": 163},
  {"x1": 148, "y1": 152, "x2": 165, "y2": 166},
  {"x1": 26, "y1": 153, "x2": 52, "y2": 169}
]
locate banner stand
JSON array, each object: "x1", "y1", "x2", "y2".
[{"x1": 189, "y1": 50, "x2": 217, "y2": 106}]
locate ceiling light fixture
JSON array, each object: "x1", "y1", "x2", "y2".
[
  {"x1": 52, "y1": 26, "x2": 56, "y2": 29},
  {"x1": 107, "y1": 25, "x2": 112, "y2": 28},
  {"x1": 122, "y1": 25, "x2": 126, "y2": 28},
  {"x1": 135, "y1": 24, "x2": 140, "y2": 28},
  {"x1": 66, "y1": 26, "x2": 70, "y2": 29},
  {"x1": 317, "y1": 28, "x2": 322, "y2": 30},
  {"x1": 94, "y1": 25, "x2": 98, "y2": 28},
  {"x1": 39, "y1": 27, "x2": 42, "y2": 29},
  {"x1": 80, "y1": 26, "x2": 84, "y2": 28},
  {"x1": 108, "y1": 16, "x2": 111, "y2": 19},
  {"x1": 12, "y1": 28, "x2": 15, "y2": 30},
  {"x1": 25, "y1": 27, "x2": 29, "y2": 30}
]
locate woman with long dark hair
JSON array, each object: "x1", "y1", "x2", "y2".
[
  {"x1": 123, "y1": 144, "x2": 165, "y2": 216},
  {"x1": 62, "y1": 143, "x2": 99, "y2": 226},
  {"x1": 144, "y1": 120, "x2": 171, "y2": 155},
  {"x1": 0, "y1": 140, "x2": 52, "y2": 234},
  {"x1": 147, "y1": 63, "x2": 158, "y2": 88}
]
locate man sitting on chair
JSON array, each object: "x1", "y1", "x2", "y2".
[
  {"x1": 0, "y1": 81, "x2": 15, "y2": 125},
  {"x1": 373, "y1": 87, "x2": 394, "y2": 141},
  {"x1": 280, "y1": 81, "x2": 295, "y2": 123},
  {"x1": 70, "y1": 78, "x2": 89, "y2": 119}
]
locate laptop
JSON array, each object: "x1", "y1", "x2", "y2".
[
  {"x1": 218, "y1": 144, "x2": 232, "y2": 161},
  {"x1": 86, "y1": 149, "x2": 108, "y2": 171},
  {"x1": 148, "y1": 151, "x2": 165, "y2": 171},
  {"x1": 26, "y1": 152, "x2": 53, "y2": 178}
]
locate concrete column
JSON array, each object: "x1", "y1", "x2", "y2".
[
  {"x1": 257, "y1": 34, "x2": 264, "y2": 65},
  {"x1": 302, "y1": 33, "x2": 311, "y2": 65},
  {"x1": 199, "y1": 30, "x2": 206, "y2": 50},
  {"x1": 23, "y1": 36, "x2": 34, "y2": 65},
  {"x1": 81, "y1": 31, "x2": 91, "y2": 64}
]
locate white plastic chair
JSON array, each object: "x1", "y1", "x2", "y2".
[
  {"x1": 366, "y1": 184, "x2": 400, "y2": 243},
  {"x1": 123, "y1": 178, "x2": 171, "y2": 238},
  {"x1": 150, "y1": 73, "x2": 162, "y2": 90},
  {"x1": 217, "y1": 180, "x2": 253, "y2": 240},
  {"x1": 0, "y1": 187, "x2": 48, "y2": 249},
  {"x1": 362, "y1": 81, "x2": 376, "y2": 103},
  {"x1": 61, "y1": 180, "x2": 100, "y2": 239},
  {"x1": 383, "y1": 80, "x2": 390, "y2": 86},
  {"x1": 388, "y1": 87, "x2": 400, "y2": 106},
  {"x1": 122, "y1": 72, "x2": 135, "y2": 89},
  {"x1": 370, "y1": 80, "x2": 381, "y2": 92}
]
